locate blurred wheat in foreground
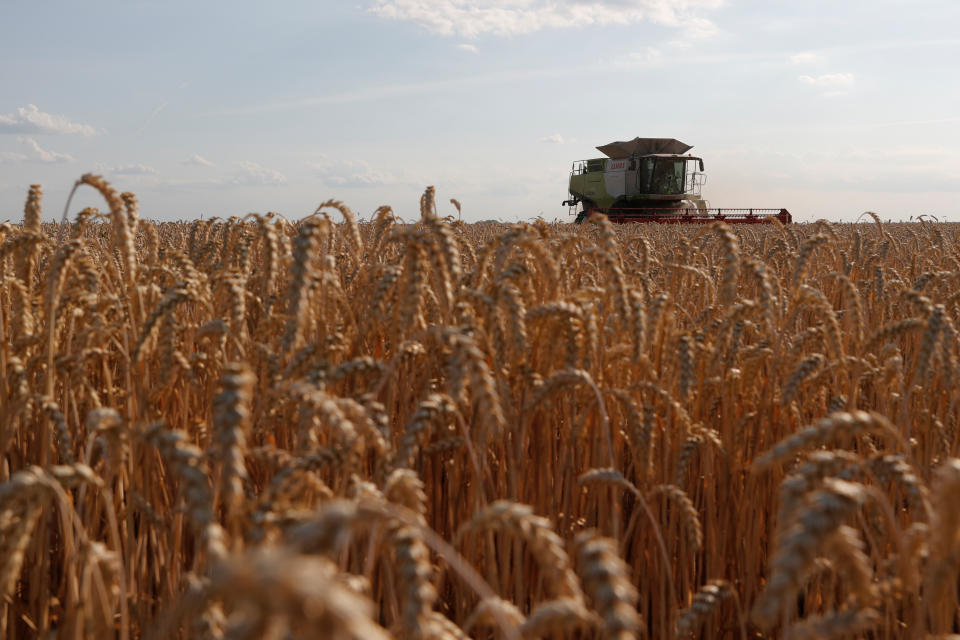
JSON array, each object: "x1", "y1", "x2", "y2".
[{"x1": 1, "y1": 175, "x2": 959, "y2": 639}]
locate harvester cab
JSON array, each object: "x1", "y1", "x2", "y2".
[{"x1": 564, "y1": 137, "x2": 791, "y2": 224}]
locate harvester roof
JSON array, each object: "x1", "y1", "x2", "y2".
[{"x1": 596, "y1": 137, "x2": 693, "y2": 159}]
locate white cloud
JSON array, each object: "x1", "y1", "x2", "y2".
[
  {"x1": 163, "y1": 162, "x2": 287, "y2": 189},
  {"x1": 231, "y1": 161, "x2": 287, "y2": 186},
  {"x1": 310, "y1": 158, "x2": 398, "y2": 188},
  {"x1": 183, "y1": 153, "x2": 216, "y2": 167},
  {"x1": 0, "y1": 104, "x2": 98, "y2": 136},
  {"x1": 368, "y1": 0, "x2": 723, "y2": 38},
  {"x1": 840, "y1": 147, "x2": 957, "y2": 160},
  {"x1": 540, "y1": 134, "x2": 565, "y2": 144},
  {"x1": 618, "y1": 46, "x2": 663, "y2": 67},
  {"x1": 0, "y1": 137, "x2": 74, "y2": 164},
  {"x1": 21, "y1": 137, "x2": 74, "y2": 163},
  {"x1": 798, "y1": 72, "x2": 855, "y2": 87},
  {"x1": 112, "y1": 163, "x2": 159, "y2": 175},
  {"x1": 95, "y1": 162, "x2": 159, "y2": 176},
  {"x1": 789, "y1": 52, "x2": 822, "y2": 65},
  {"x1": 457, "y1": 43, "x2": 479, "y2": 53}
]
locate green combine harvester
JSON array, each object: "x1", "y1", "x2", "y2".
[{"x1": 563, "y1": 137, "x2": 792, "y2": 224}]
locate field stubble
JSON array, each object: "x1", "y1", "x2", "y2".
[{"x1": 1, "y1": 176, "x2": 959, "y2": 638}]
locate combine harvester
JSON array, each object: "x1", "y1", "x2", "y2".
[{"x1": 563, "y1": 137, "x2": 792, "y2": 224}]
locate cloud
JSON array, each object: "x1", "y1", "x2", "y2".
[
  {"x1": 873, "y1": 115, "x2": 960, "y2": 128},
  {"x1": 95, "y1": 162, "x2": 159, "y2": 176},
  {"x1": 0, "y1": 104, "x2": 98, "y2": 136},
  {"x1": 812, "y1": 169, "x2": 960, "y2": 193},
  {"x1": 231, "y1": 161, "x2": 287, "y2": 186},
  {"x1": 90, "y1": 163, "x2": 160, "y2": 186},
  {"x1": 0, "y1": 137, "x2": 74, "y2": 164},
  {"x1": 540, "y1": 134, "x2": 565, "y2": 144},
  {"x1": 457, "y1": 43, "x2": 479, "y2": 53},
  {"x1": 112, "y1": 164, "x2": 159, "y2": 176},
  {"x1": 141, "y1": 101, "x2": 169, "y2": 130},
  {"x1": 789, "y1": 52, "x2": 822, "y2": 65},
  {"x1": 183, "y1": 153, "x2": 216, "y2": 167},
  {"x1": 163, "y1": 161, "x2": 287, "y2": 190},
  {"x1": 617, "y1": 46, "x2": 663, "y2": 67},
  {"x1": 798, "y1": 72, "x2": 855, "y2": 87},
  {"x1": 310, "y1": 158, "x2": 398, "y2": 188},
  {"x1": 835, "y1": 146, "x2": 958, "y2": 160},
  {"x1": 368, "y1": 0, "x2": 723, "y2": 38}
]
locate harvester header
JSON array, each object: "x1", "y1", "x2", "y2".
[{"x1": 564, "y1": 137, "x2": 791, "y2": 224}]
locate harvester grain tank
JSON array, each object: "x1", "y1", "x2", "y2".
[{"x1": 563, "y1": 137, "x2": 792, "y2": 224}]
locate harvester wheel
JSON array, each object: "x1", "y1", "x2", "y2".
[{"x1": 574, "y1": 211, "x2": 587, "y2": 224}]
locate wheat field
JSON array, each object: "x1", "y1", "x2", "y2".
[{"x1": 1, "y1": 174, "x2": 958, "y2": 639}]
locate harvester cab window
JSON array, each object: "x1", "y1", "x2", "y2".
[
  {"x1": 639, "y1": 158, "x2": 655, "y2": 192},
  {"x1": 651, "y1": 159, "x2": 686, "y2": 195}
]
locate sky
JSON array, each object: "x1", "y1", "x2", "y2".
[{"x1": 1, "y1": 0, "x2": 958, "y2": 223}]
